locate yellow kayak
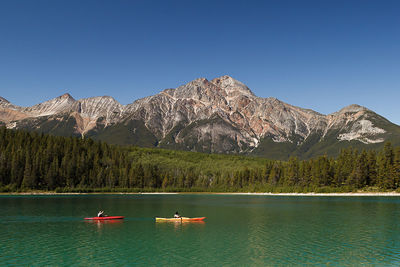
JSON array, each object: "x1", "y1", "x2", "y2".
[{"x1": 155, "y1": 217, "x2": 206, "y2": 222}]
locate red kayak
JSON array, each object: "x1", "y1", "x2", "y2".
[{"x1": 84, "y1": 216, "x2": 124, "y2": 220}]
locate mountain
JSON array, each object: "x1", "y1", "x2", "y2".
[{"x1": 1, "y1": 75, "x2": 399, "y2": 159}]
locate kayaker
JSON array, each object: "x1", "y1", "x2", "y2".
[
  {"x1": 174, "y1": 211, "x2": 181, "y2": 218},
  {"x1": 97, "y1": 210, "x2": 105, "y2": 217}
]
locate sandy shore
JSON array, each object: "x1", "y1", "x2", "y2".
[{"x1": 2, "y1": 192, "x2": 400, "y2": 196}]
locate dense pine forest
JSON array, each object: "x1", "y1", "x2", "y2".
[{"x1": 0, "y1": 127, "x2": 399, "y2": 193}]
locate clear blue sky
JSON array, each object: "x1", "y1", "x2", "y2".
[{"x1": 1, "y1": 0, "x2": 399, "y2": 125}]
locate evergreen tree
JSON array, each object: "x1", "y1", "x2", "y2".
[
  {"x1": 286, "y1": 157, "x2": 299, "y2": 186},
  {"x1": 348, "y1": 151, "x2": 368, "y2": 188},
  {"x1": 394, "y1": 147, "x2": 400, "y2": 188},
  {"x1": 268, "y1": 162, "x2": 281, "y2": 186},
  {"x1": 367, "y1": 150, "x2": 377, "y2": 186},
  {"x1": 162, "y1": 173, "x2": 170, "y2": 189},
  {"x1": 377, "y1": 143, "x2": 395, "y2": 189}
]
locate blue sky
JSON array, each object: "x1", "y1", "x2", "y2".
[{"x1": 1, "y1": 0, "x2": 399, "y2": 124}]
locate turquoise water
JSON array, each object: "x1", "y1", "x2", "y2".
[{"x1": 1, "y1": 194, "x2": 400, "y2": 266}]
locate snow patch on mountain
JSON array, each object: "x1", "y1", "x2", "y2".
[
  {"x1": 337, "y1": 119, "x2": 386, "y2": 144},
  {"x1": 6, "y1": 122, "x2": 17, "y2": 129}
]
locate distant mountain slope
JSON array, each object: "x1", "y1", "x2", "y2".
[{"x1": 1, "y1": 75, "x2": 399, "y2": 159}]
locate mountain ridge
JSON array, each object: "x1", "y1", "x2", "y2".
[{"x1": 1, "y1": 75, "x2": 399, "y2": 159}]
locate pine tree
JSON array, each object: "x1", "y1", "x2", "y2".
[
  {"x1": 268, "y1": 162, "x2": 281, "y2": 186},
  {"x1": 21, "y1": 152, "x2": 36, "y2": 189},
  {"x1": 348, "y1": 151, "x2": 368, "y2": 188},
  {"x1": 377, "y1": 143, "x2": 395, "y2": 189},
  {"x1": 136, "y1": 164, "x2": 145, "y2": 188},
  {"x1": 367, "y1": 150, "x2": 377, "y2": 186},
  {"x1": 393, "y1": 147, "x2": 400, "y2": 189},
  {"x1": 162, "y1": 173, "x2": 169, "y2": 189},
  {"x1": 0, "y1": 150, "x2": 8, "y2": 185},
  {"x1": 286, "y1": 157, "x2": 299, "y2": 186}
]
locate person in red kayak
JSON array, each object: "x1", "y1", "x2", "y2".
[
  {"x1": 97, "y1": 210, "x2": 106, "y2": 217},
  {"x1": 174, "y1": 211, "x2": 181, "y2": 218}
]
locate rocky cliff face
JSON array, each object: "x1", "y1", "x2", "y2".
[{"x1": 1, "y1": 75, "x2": 398, "y2": 159}]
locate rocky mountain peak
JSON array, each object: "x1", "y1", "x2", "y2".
[
  {"x1": 266, "y1": 97, "x2": 281, "y2": 104},
  {"x1": 24, "y1": 93, "x2": 76, "y2": 116},
  {"x1": 78, "y1": 95, "x2": 120, "y2": 104},
  {"x1": 172, "y1": 77, "x2": 223, "y2": 100},
  {"x1": 192, "y1": 77, "x2": 208, "y2": 84},
  {"x1": 335, "y1": 104, "x2": 368, "y2": 115},
  {"x1": 179, "y1": 77, "x2": 209, "y2": 90},
  {"x1": 211, "y1": 75, "x2": 255, "y2": 98},
  {"x1": 60, "y1": 93, "x2": 75, "y2": 101},
  {"x1": 83, "y1": 95, "x2": 117, "y2": 101},
  {"x1": 0, "y1": 96, "x2": 10, "y2": 106},
  {"x1": 76, "y1": 96, "x2": 123, "y2": 118},
  {"x1": 0, "y1": 96, "x2": 9, "y2": 103},
  {"x1": 163, "y1": 76, "x2": 256, "y2": 104}
]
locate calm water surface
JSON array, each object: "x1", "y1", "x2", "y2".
[{"x1": 1, "y1": 194, "x2": 400, "y2": 266}]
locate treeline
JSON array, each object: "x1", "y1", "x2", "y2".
[{"x1": 0, "y1": 127, "x2": 399, "y2": 192}]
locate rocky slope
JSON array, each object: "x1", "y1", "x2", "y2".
[{"x1": 1, "y1": 75, "x2": 399, "y2": 159}]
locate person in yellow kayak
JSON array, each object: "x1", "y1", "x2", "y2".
[{"x1": 174, "y1": 211, "x2": 181, "y2": 218}]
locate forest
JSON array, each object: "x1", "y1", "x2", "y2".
[{"x1": 0, "y1": 127, "x2": 399, "y2": 193}]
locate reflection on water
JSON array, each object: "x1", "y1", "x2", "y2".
[
  {"x1": 156, "y1": 220, "x2": 206, "y2": 230},
  {"x1": 1, "y1": 194, "x2": 400, "y2": 265},
  {"x1": 85, "y1": 219, "x2": 124, "y2": 229},
  {"x1": 155, "y1": 220, "x2": 205, "y2": 225}
]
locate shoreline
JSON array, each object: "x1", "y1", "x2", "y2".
[
  {"x1": 2, "y1": 192, "x2": 400, "y2": 196},
  {"x1": 214, "y1": 192, "x2": 400, "y2": 196}
]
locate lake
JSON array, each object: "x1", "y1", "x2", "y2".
[{"x1": 1, "y1": 194, "x2": 400, "y2": 266}]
